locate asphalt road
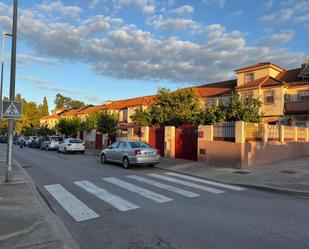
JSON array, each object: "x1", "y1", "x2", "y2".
[{"x1": 9, "y1": 144, "x2": 309, "y2": 249}]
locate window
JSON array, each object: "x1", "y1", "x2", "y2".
[
  {"x1": 264, "y1": 91, "x2": 274, "y2": 104},
  {"x1": 69, "y1": 139, "x2": 82, "y2": 144},
  {"x1": 110, "y1": 141, "x2": 119, "y2": 148},
  {"x1": 244, "y1": 73, "x2": 254, "y2": 83},
  {"x1": 298, "y1": 91, "x2": 309, "y2": 101},
  {"x1": 118, "y1": 141, "x2": 127, "y2": 149},
  {"x1": 129, "y1": 142, "x2": 150, "y2": 148}
]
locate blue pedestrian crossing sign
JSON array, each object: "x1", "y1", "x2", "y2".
[{"x1": 2, "y1": 101, "x2": 22, "y2": 119}]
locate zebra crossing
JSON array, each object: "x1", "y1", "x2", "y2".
[{"x1": 44, "y1": 172, "x2": 245, "y2": 222}]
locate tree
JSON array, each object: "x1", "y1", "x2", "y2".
[
  {"x1": 37, "y1": 124, "x2": 56, "y2": 137},
  {"x1": 97, "y1": 112, "x2": 118, "y2": 144},
  {"x1": 38, "y1": 97, "x2": 49, "y2": 117},
  {"x1": 130, "y1": 107, "x2": 152, "y2": 127},
  {"x1": 54, "y1": 93, "x2": 85, "y2": 109},
  {"x1": 55, "y1": 117, "x2": 81, "y2": 137},
  {"x1": 80, "y1": 111, "x2": 101, "y2": 131}
]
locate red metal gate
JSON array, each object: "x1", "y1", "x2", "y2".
[
  {"x1": 149, "y1": 127, "x2": 165, "y2": 157},
  {"x1": 175, "y1": 125, "x2": 198, "y2": 161},
  {"x1": 95, "y1": 133, "x2": 102, "y2": 149}
]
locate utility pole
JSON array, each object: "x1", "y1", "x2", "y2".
[{"x1": 5, "y1": 0, "x2": 18, "y2": 182}]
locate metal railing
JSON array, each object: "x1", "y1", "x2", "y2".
[
  {"x1": 245, "y1": 122, "x2": 263, "y2": 142},
  {"x1": 214, "y1": 122, "x2": 235, "y2": 142},
  {"x1": 267, "y1": 125, "x2": 279, "y2": 141}
]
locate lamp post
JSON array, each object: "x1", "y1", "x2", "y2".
[
  {"x1": 5, "y1": 0, "x2": 18, "y2": 183},
  {"x1": 1, "y1": 32, "x2": 13, "y2": 120}
]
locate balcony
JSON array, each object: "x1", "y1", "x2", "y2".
[{"x1": 284, "y1": 101, "x2": 309, "y2": 114}]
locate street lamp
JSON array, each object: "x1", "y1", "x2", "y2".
[{"x1": 1, "y1": 32, "x2": 13, "y2": 120}]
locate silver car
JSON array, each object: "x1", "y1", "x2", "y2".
[{"x1": 100, "y1": 140, "x2": 160, "y2": 169}]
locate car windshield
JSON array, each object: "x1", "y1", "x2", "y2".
[
  {"x1": 129, "y1": 142, "x2": 150, "y2": 148},
  {"x1": 69, "y1": 139, "x2": 83, "y2": 144}
]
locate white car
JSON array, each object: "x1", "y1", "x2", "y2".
[{"x1": 57, "y1": 138, "x2": 85, "y2": 154}]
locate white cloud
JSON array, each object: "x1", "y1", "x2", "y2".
[
  {"x1": 149, "y1": 15, "x2": 200, "y2": 32},
  {"x1": 295, "y1": 14, "x2": 309, "y2": 23},
  {"x1": 38, "y1": 1, "x2": 82, "y2": 17},
  {"x1": 254, "y1": 30, "x2": 295, "y2": 46},
  {"x1": 227, "y1": 10, "x2": 243, "y2": 17},
  {"x1": 203, "y1": 0, "x2": 226, "y2": 8},
  {"x1": 118, "y1": 0, "x2": 155, "y2": 14},
  {"x1": 171, "y1": 5, "x2": 194, "y2": 15}
]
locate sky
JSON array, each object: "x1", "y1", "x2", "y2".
[{"x1": 0, "y1": 0, "x2": 308, "y2": 111}]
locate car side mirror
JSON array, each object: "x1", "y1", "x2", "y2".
[{"x1": 108, "y1": 146, "x2": 113, "y2": 149}]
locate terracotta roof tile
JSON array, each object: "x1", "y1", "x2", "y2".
[
  {"x1": 235, "y1": 62, "x2": 285, "y2": 72},
  {"x1": 41, "y1": 114, "x2": 60, "y2": 120},
  {"x1": 107, "y1": 96, "x2": 157, "y2": 109},
  {"x1": 237, "y1": 76, "x2": 268, "y2": 90}
]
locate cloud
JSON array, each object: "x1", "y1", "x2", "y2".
[
  {"x1": 38, "y1": 1, "x2": 82, "y2": 17},
  {"x1": 20, "y1": 76, "x2": 103, "y2": 103},
  {"x1": 254, "y1": 30, "x2": 295, "y2": 47},
  {"x1": 118, "y1": 0, "x2": 156, "y2": 14},
  {"x1": 171, "y1": 5, "x2": 194, "y2": 15},
  {"x1": 1, "y1": 1, "x2": 306, "y2": 86},
  {"x1": 295, "y1": 14, "x2": 309, "y2": 23},
  {"x1": 149, "y1": 15, "x2": 200, "y2": 32},
  {"x1": 203, "y1": 0, "x2": 226, "y2": 8},
  {"x1": 227, "y1": 10, "x2": 243, "y2": 17}
]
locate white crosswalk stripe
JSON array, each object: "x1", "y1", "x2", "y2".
[
  {"x1": 44, "y1": 184, "x2": 99, "y2": 222},
  {"x1": 165, "y1": 172, "x2": 246, "y2": 191},
  {"x1": 75, "y1": 180, "x2": 139, "y2": 212},
  {"x1": 127, "y1": 175, "x2": 200, "y2": 198},
  {"x1": 103, "y1": 177, "x2": 173, "y2": 203},
  {"x1": 147, "y1": 174, "x2": 225, "y2": 194}
]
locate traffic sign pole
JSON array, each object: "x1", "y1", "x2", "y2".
[{"x1": 5, "y1": 0, "x2": 18, "y2": 183}]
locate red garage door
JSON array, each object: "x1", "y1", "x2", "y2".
[
  {"x1": 149, "y1": 127, "x2": 165, "y2": 157},
  {"x1": 95, "y1": 133, "x2": 102, "y2": 149},
  {"x1": 175, "y1": 125, "x2": 198, "y2": 161}
]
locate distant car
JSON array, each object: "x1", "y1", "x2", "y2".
[
  {"x1": 57, "y1": 138, "x2": 85, "y2": 154},
  {"x1": 100, "y1": 140, "x2": 160, "y2": 169},
  {"x1": 29, "y1": 137, "x2": 44, "y2": 149},
  {"x1": 41, "y1": 136, "x2": 62, "y2": 151},
  {"x1": 25, "y1": 136, "x2": 37, "y2": 146}
]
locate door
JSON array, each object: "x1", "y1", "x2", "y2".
[
  {"x1": 95, "y1": 133, "x2": 103, "y2": 149},
  {"x1": 114, "y1": 141, "x2": 126, "y2": 162},
  {"x1": 105, "y1": 141, "x2": 119, "y2": 161},
  {"x1": 149, "y1": 127, "x2": 165, "y2": 157},
  {"x1": 175, "y1": 125, "x2": 198, "y2": 161}
]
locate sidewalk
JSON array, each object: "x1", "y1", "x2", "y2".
[
  {"x1": 157, "y1": 156, "x2": 309, "y2": 197},
  {"x1": 0, "y1": 150, "x2": 78, "y2": 249}
]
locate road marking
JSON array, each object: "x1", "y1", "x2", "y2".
[
  {"x1": 147, "y1": 174, "x2": 225, "y2": 194},
  {"x1": 127, "y1": 175, "x2": 200, "y2": 198},
  {"x1": 103, "y1": 177, "x2": 173, "y2": 203},
  {"x1": 165, "y1": 173, "x2": 246, "y2": 191},
  {"x1": 74, "y1": 180, "x2": 139, "y2": 212},
  {"x1": 44, "y1": 184, "x2": 99, "y2": 222}
]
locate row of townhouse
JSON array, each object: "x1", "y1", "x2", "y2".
[{"x1": 40, "y1": 61, "x2": 309, "y2": 128}]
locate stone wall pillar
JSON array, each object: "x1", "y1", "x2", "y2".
[
  {"x1": 205, "y1": 125, "x2": 214, "y2": 142},
  {"x1": 305, "y1": 128, "x2": 309, "y2": 142},
  {"x1": 164, "y1": 126, "x2": 175, "y2": 158},
  {"x1": 127, "y1": 128, "x2": 134, "y2": 140},
  {"x1": 235, "y1": 121, "x2": 245, "y2": 143},
  {"x1": 141, "y1": 126, "x2": 149, "y2": 143},
  {"x1": 198, "y1": 126, "x2": 207, "y2": 161}
]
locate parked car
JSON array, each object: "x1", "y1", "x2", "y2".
[
  {"x1": 57, "y1": 138, "x2": 85, "y2": 154},
  {"x1": 29, "y1": 137, "x2": 44, "y2": 149},
  {"x1": 0, "y1": 135, "x2": 7, "y2": 143},
  {"x1": 100, "y1": 140, "x2": 160, "y2": 169},
  {"x1": 41, "y1": 136, "x2": 62, "y2": 151},
  {"x1": 25, "y1": 136, "x2": 37, "y2": 146}
]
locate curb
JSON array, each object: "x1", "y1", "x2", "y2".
[
  {"x1": 155, "y1": 165, "x2": 309, "y2": 198},
  {"x1": 13, "y1": 158, "x2": 81, "y2": 249}
]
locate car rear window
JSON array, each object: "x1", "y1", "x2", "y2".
[
  {"x1": 69, "y1": 139, "x2": 83, "y2": 143},
  {"x1": 129, "y1": 142, "x2": 150, "y2": 148}
]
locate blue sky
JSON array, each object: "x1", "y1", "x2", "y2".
[{"x1": 0, "y1": 0, "x2": 308, "y2": 111}]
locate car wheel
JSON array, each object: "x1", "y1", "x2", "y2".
[
  {"x1": 57, "y1": 148, "x2": 60, "y2": 153},
  {"x1": 147, "y1": 164, "x2": 155, "y2": 168},
  {"x1": 64, "y1": 148, "x2": 68, "y2": 154},
  {"x1": 101, "y1": 154, "x2": 107, "y2": 164},
  {"x1": 122, "y1": 157, "x2": 130, "y2": 169}
]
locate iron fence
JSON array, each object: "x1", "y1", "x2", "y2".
[
  {"x1": 214, "y1": 122, "x2": 235, "y2": 142},
  {"x1": 267, "y1": 125, "x2": 279, "y2": 141},
  {"x1": 245, "y1": 122, "x2": 263, "y2": 141}
]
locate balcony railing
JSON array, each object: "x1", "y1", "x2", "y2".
[{"x1": 284, "y1": 101, "x2": 309, "y2": 114}]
